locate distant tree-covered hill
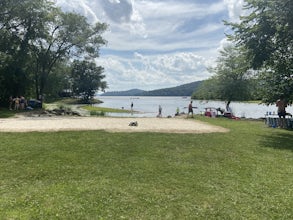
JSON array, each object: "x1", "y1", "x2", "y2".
[
  {"x1": 141, "y1": 81, "x2": 203, "y2": 96},
  {"x1": 100, "y1": 89, "x2": 145, "y2": 96},
  {"x1": 101, "y1": 81, "x2": 203, "y2": 96}
]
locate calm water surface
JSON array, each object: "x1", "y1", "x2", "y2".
[{"x1": 96, "y1": 96, "x2": 293, "y2": 119}]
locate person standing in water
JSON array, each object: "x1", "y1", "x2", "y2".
[
  {"x1": 157, "y1": 105, "x2": 162, "y2": 117},
  {"x1": 175, "y1": 107, "x2": 180, "y2": 116}
]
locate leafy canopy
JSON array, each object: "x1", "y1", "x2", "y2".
[
  {"x1": 225, "y1": 0, "x2": 293, "y2": 103},
  {"x1": 71, "y1": 60, "x2": 107, "y2": 103},
  {"x1": 0, "y1": 0, "x2": 107, "y2": 106},
  {"x1": 193, "y1": 45, "x2": 254, "y2": 102}
]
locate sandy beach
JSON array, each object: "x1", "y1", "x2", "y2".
[{"x1": 0, "y1": 116, "x2": 229, "y2": 133}]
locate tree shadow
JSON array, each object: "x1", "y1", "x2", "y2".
[{"x1": 260, "y1": 131, "x2": 293, "y2": 151}]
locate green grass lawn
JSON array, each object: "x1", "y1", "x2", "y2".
[
  {"x1": 82, "y1": 105, "x2": 131, "y2": 114},
  {"x1": 0, "y1": 108, "x2": 16, "y2": 118},
  {"x1": 0, "y1": 117, "x2": 292, "y2": 219},
  {"x1": 47, "y1": 97, "x2": 130, "y2": 114}
]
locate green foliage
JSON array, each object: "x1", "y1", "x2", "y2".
[
  {"x1": 193, "y1": 45, "x2": 254, "y2": 102},
  {"x1": 0, "y1": 0, "x2": 107, "y2": 106},
  {"x1": 43, "y1": 62, "x2": 72, "y2": 101},
  {"x1": 103, "y1": 81, "x2": 203, "y2": 96},
  {"x1": 57, "y1": 104, "x2": 72, "y2": 112},
  {"x1": 142, "y1": 81, "x2": 203, "y2": 96},
  {"x1": 71, "y1": 60, "x2": 107, "y2": 102},
  {"x1": 48, "y1": 98, "x2": 102, "y2": 105},
  {"x1": 257, "y1": 69, "x2": 293, "y2": 104},
  {"x1": 192, "y1": 78, "x2": 220, "y2": 100},
  {"x1": 30, "y1": 9, "x2": 107, "y2": 100},
  {"x1": 90, "y1": 110, "x2": 105, "y2": 116},
  {"x1": 226, "y1": 0, "x2": 293, "y2": 103},
  {"x1": 0, "y1": 109, "x2": 15, "y2": 118},
  {"x1": 82, "y1": 105, "x2": 131, "y2": 113},
  {"x1": 0, "y1": 119, "x2": 292, "y2": 218},
  {"x1": 0, "y1": 0, "x2": 51, "y2": 103}
]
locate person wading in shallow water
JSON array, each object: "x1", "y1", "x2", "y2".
[{"x1": 157, "y1": 105, "x2": 162, "y2": 117}]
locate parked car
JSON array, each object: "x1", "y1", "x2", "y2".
[{"x1": 28, "y1": 99, "x2": 42, "y2": 108}]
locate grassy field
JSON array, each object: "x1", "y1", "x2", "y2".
[
  {"x1": 0, "y1": 108, "x2": 17, "y2": 118},
  {"x1": 82, "y1": 105, "x2": 131, "y2": 115},
  {"x1": 0, "y1": 117, "x2": 292, "y2": 219},
  {"x1": 46, "y1": 99, "x2": 132, "y2": 115}
]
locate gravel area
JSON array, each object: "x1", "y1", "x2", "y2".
[{"x1": 0, "y1": 116, "x2": 229, "y2": 134}]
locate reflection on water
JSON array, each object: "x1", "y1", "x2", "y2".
[{"x1": 95, "y1": 96, "x2": 293, "y2": 119}]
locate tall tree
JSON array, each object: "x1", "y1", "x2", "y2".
[
  {"x1": 192, "y1": 78, "x2": 221, "y2": 100},
  {"x1": 0, "y1": 0, "x2": 107, "y2": 106},
  {"x1": 193, "y1": 45, "x2": 254, "y2": 104},
  {"x1": 30, "y1": 9, "x2": 107, "y2": 104},
  {"x1": 43, "y1": 61, "x2": 72, "y2": 101},
  {"x1": 0, "y1": 0, "x2": 56, "y2": 104},
  {"x1": 71, "y1": 60, "x2": 107, "y2": 103},
  {"x1": 226, "y1": 0, "x2": 293, "y2": 103}
]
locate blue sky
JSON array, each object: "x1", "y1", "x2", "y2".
[{"x1": 56, "y1": 0, "x2": 245, "y2": 92}]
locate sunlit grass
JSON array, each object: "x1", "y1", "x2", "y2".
[
  {"x1": 47, "y1": 97, "x2": 102, "y2": 105},
  {"x1": 0, "y1": 118, "x2": 292, "y2": 219},
  {"x1": 82, "y1": 105, "x2": 132, "y2": 114}
]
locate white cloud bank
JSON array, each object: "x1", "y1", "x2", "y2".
[
  {"x1": 96, "y1": 52, "x2": 213, "y2": 91},
  {"x1": 56, "y1": 0, "x2": 246, "y2": 91}
]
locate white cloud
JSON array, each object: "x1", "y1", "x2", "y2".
[
  {"x1": 55, "y1": 0, "x2": 245, "y2": 91},
  {"x1": 56, "y1": 0, "x2": 100, "y2": 23},
  {"x1": 223, "y1": 0, "x2": 245, "y2": 22},
  {"x1": 218, "y1": 38, "x2": 231, "y2": 52},
  {"x1": 137, "y1": 1, "x2": 225, "y2": 20},
  {"x1": 96, "y1": 52, "x2": 214, "y2": 91},
  {"x1": 216, "y1": 0, "x2": 246, "y2": 53},
  {"x1": 57, "y1": 0, "x2": 227, "y2": 51}
]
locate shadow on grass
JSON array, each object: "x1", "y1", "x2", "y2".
[
  {"x1": 260, "y1": 130, "x2": 293, "y2": 151},
  {"x1": 0, "y1": 109, "x2": 15, "y2": 118}
]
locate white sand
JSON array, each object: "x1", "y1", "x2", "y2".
[{"x1": 0, "y1": 116, "x2": 229, "y2": 133}]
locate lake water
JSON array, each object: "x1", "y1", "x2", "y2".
[{"x1": 95, "y1": 96, "x2": 293, "y2": 119}]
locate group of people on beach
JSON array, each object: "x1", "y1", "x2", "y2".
[
  {"x1": 158, "y1": 101, "x2": 195, "y2": 118},
  {"x1": 156, "y1": 101, "x2": 195, "y2": 118},
  {"x1": 129, "y1": 96, "x2": 290, "y2": 124},
  {"x1": 130, "y1": 101, "x2": 195, "y2": 118},
  {"x1": 9, "y1": 96, "x2": 27, "y2": 110}
]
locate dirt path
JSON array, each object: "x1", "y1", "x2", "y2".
[{"x1": 0, "y1": 116, "x2": 229, "y2": 134}]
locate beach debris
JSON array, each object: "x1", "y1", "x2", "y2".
[{"x1": 129, "y1": 121, "x2": 138, "y2": 126}]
